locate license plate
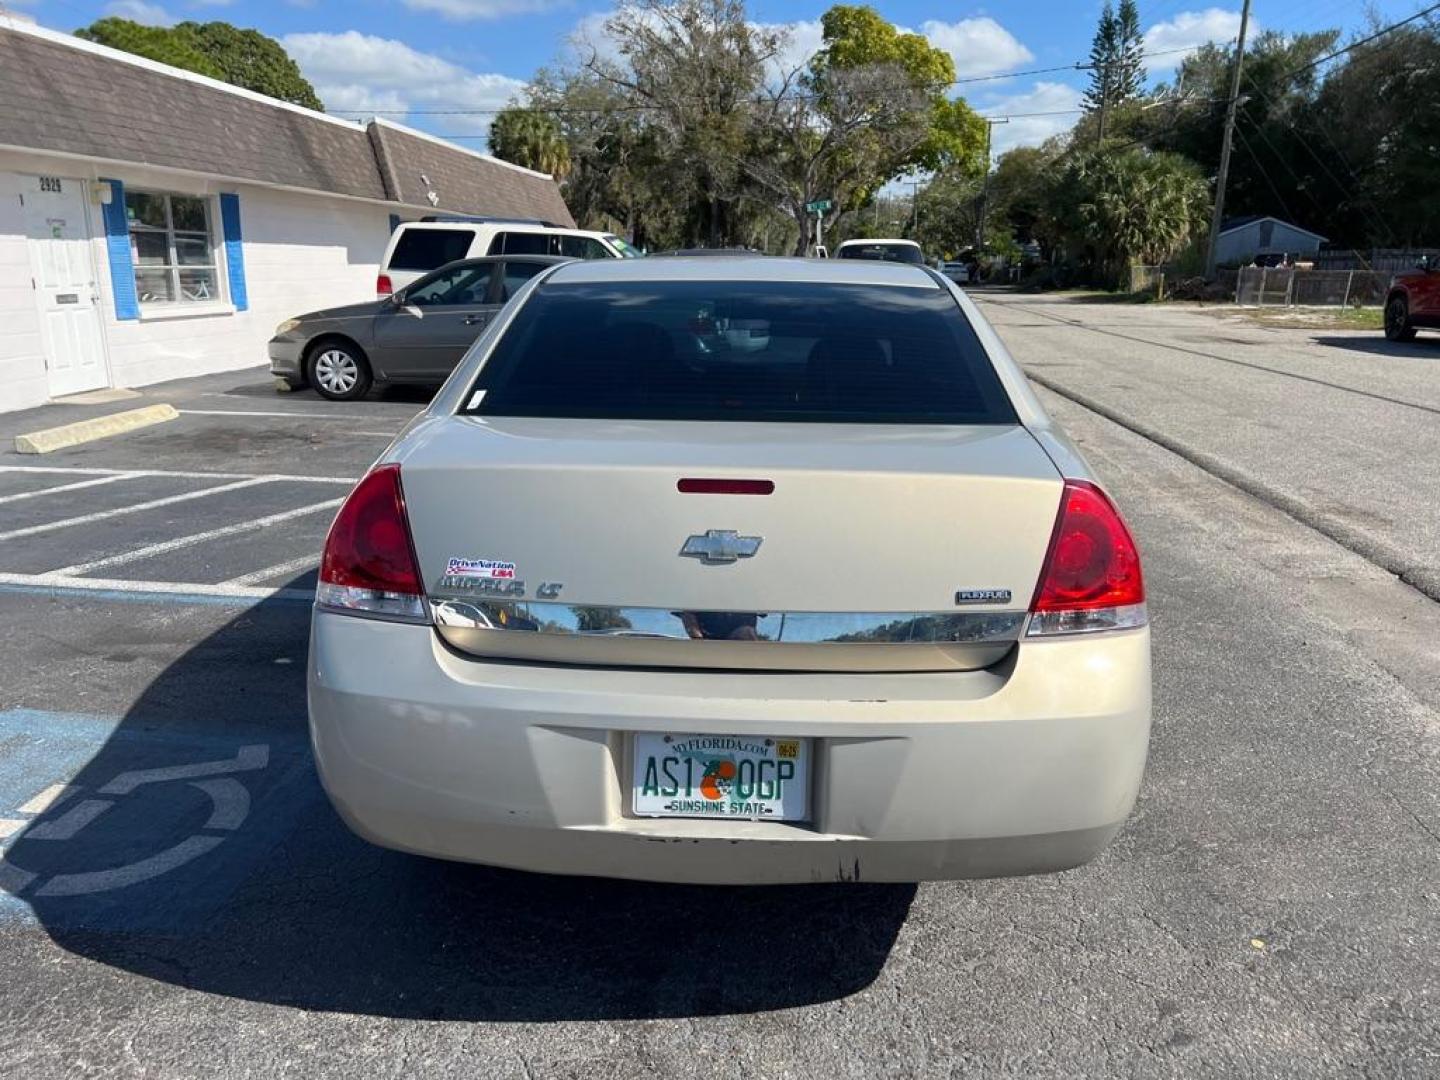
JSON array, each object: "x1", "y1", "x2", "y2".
[{"x1": 631, "y1": 733, "x2": 810, "y2": 821}]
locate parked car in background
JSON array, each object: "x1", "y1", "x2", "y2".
[
  {"x1": 377, "y1": 217, "x2": 639, "y2": 297},
  {"x1": 270, "y1": 255, "x2": 570, "y2": 401},
  {"x1": 834, "y1": 238, "x2": 925, "y2": 265},
  {"x1": 1384, "y1": 256, "x2": 1440, "y2": 341},
  {"x1": 308, "y1": 256, "x2": 1152, "y2": 884},
  {"x1": 940, "y1": 261, "x2": 971, "y2": 284}
]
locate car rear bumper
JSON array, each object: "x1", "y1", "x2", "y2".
[
  {"x1": 308, "y1": 610, "x2": 1151, "y2": 884},
  {"x1": 268, "y1": 338, "x2": 304, "y2": 381}
]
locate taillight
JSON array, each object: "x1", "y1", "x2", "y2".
[
  {"x1": 316, "y1": 464, "x2": 427, "y2": 621},
  {"x1": 1027, "y1": 479, "x2": 1146, "y2": 636},
  {"x1": 376, "y1": 273, "x2": 393, "y2": 297}
]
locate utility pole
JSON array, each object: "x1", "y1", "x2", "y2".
[
  {"x1": 975, "y1": 118, "x2": 1009, "y2": 251},
  {"x1": 909, "y1": 180, "x2": 922, "y2": 240},
  {"x1": 1205, "y1": 0, "x2": 1252, "y2": 278}
]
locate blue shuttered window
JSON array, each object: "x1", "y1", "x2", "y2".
[
  {"x1": 218, "y1": 193, "x2": 248, "y2": 312},
  {"x1": 98, "y1": 178, "x2": 139, "y2": 321}
]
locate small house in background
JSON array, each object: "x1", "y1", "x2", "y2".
[
  {"x1": 0, "y1": 16, "x2": 572, "y2": 414},
  {"x1": 1216, "y1": 215, "x2": 1328, "y2": 266}
]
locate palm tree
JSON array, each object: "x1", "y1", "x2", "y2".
[{"x1": 488, "y1": 107, "x2": 572, "y2": 179}]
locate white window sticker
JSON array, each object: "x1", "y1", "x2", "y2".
[{"x1": 444, "y1": 557, "x2": 516, "y2": 580}]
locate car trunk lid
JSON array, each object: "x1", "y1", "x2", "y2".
[{"x1": 396, "y1": 416, "x2": 1062, "y2": 671}]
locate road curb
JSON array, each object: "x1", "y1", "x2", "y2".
[
  {"x1": 14, "y1": 404, "x2": 179, "y2": 455},
  {"x1": 1027, "y1": 370, "x2": 1440, "y2": 605}
]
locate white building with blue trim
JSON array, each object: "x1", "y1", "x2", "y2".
[{"x1": 0, "y1": 16, "x2": 572, "y2": 414}]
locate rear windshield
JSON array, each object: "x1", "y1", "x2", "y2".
[
  {"x1": 389, "y1": 228, "x2": 474, "y2": 271},
  {"x1": 837, "y1": 243, "x2": 925, "y2": 265},
  {"x1": 464, "y1": 281, "x2": 1017, "y2": 425}
]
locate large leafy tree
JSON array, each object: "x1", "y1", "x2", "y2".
[
  {"x1": 745, "y1": 4, "x2": 986, "y2": 254},
  {"x1": 580, "y1": 0, "x2": 782, "y2": 247},
  {"x1": 75, "y1": 18, "x2": 223, "y2": 80},
  {"x1": 1134, "y1": 30, "x2": 1340, "y2": 237},
  {"x1": 75, "y1": 18, "x2": 323, "y2": 110},
  {"x1": 488, "y1": 108, "x2": 572, "y2": 178},
  {"x1": 1312, "y1": 18, "x2": 1440, "y2": 246}
]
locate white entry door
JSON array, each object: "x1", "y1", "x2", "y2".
[{"x1": 23, "y1": 174, "x2": 108, "y2": 398}]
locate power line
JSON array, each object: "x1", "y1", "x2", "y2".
[
  {"x1": 328, "y1": 44, "x2": 1215, "y2": 118},
  {"x1": 1232, "y1": 124, "x2": 1299, "y2": 225},
  {"x1": 1270, "y1": 1, "x2": 1440, "y2": 82}
]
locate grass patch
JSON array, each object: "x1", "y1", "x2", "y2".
[{"x1": 1238, "y1": 306, "x2": 1383, "y2": 330}]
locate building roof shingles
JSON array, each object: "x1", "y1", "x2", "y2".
[{"x1": 0, "y1": 26, "x2": 573, "y2": 225}]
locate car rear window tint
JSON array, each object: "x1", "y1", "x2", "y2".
[
  {"x1": 389, "y1": 229, "x2": 475, "y2": 271},
  {"x1": 837, "y1": 243, "x2": 925, "y2": 265},
  {"x1": 465, "y1": 280, "x2": 1018, "y2": 425}
]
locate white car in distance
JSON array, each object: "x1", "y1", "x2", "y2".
[{"x1": 308, "y1": 257, "x2": 1151, "y2": 885}]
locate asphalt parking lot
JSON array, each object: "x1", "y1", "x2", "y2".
[
  {"x1": 0, "y1": 376, "x2": 423, "y2": 599},
  {"x1": 0, "y1": 317, "x2": 1437, "y2": 1077}
]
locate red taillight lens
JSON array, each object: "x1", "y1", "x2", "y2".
[
  {"x1": 1028, "y1": 480, "x2": 1145, "y2": 635},
  {"x1": 316, "y1": 464, "x2": 426, "y2": 620},
  {"x1": 376, "y1": 273, "x2": 393, "y2": 297}
]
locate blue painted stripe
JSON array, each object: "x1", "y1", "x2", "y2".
[
  {"x1": 219, "y1": 193, "x2": 248, "y2": 312},
  {"x1": 98, "y1": 179, "x2": 138, "y2": 321}
]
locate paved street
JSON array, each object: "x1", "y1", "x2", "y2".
[
  {"x1": 974, "y1": 292, "x2": 1440, "y2": 600},
  {"x1": 0, "y1": 310, "x2": 1437, "y2": 1077}
]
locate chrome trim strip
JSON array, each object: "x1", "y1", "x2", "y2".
[{"x1": 430, "y1": 599, "x2": 1025, "y2": 672}]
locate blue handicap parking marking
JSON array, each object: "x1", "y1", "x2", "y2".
[{"x1": 0, "y1": 708, "x2": 316, "y2": 931}]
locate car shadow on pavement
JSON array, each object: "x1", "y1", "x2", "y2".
[
  {"x1": 1313, "y1": 335, "x2": 1440, "y2": 359},
  {"x1": 3, "y1": 590, "x2": 912, "y2": 1021}
]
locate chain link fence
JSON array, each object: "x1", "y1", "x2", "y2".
[{"x1": 1234, "y1": 267, "x2": 1392, "y2": 307}]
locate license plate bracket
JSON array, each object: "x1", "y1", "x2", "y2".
[{"x1": 631, "y1": 733, "x2": 810, "y2": 821}]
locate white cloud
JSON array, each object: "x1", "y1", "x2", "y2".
[
  {"x1": 400, "y1": 0, "x2": 559, "y2": 19},
  {"x1": 104, "y1": 0, "x2": 175, "y2": 25},
  {"x1": 920, "y1": 17, "x2": 1033, "y2": 78},
  {"x1": 571, "y1": 11, "x2": 1031, "y2": 85},
  {"x1": 281, "y1": 31, "x2": 527, "y2": 138},
  {"x1": 976, "y1": 81, "x2": 1084, "y2": 157},
  {"x1": 1144, "y1": 8, "x2": 1246, "y2": 73},
  {"x1": 757, "y1": 18, "x2": 825, "y2": 79}
]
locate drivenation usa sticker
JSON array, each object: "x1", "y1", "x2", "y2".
[{"x1": 444, "y1": 557, "x2": 517, "y2": 580}]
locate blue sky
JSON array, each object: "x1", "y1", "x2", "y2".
[{"x1": 12, "y1": 0, "x2": 1420, "y2": 157}]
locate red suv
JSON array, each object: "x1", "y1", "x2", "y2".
[{"x1": 1384, "y1": 257, "x2": 1440, "y2": 341}]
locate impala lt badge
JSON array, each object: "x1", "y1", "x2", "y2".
[{"x1": 681, "y1": 529, "x2": 763, "y2": 565}]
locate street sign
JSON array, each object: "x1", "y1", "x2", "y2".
[{"x1": 805, "y1": 199, "x2": 832, "y2": 213}]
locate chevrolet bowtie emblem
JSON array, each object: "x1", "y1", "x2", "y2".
[{"x1": 680, "y1": 529, "x2": 763, "y2": 565}]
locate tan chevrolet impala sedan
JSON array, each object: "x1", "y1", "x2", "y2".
[{"x1": 308, "y1": 257, "x2": 1151, "y2": 884}]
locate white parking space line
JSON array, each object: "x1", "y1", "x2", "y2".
[
  {"x1": 0, "y1": 466, "x2": 357, "y2": 484},
  {"x1": 0, "y1": 478, "x2": 273, "y2": 543},
  {"x1": 50, "y1": 498, "x2": 344, "y2": 577},
  {"x1": 224, "y1": 553, "x2": 320, "y2": 587},
  {"x1": 17, "y1": 784, "x2": 79, "y2": 815},
  {"x1": 178, "y1": 408, "x2": 405, "y2": 423},
  {"x1": 0, "y1": 474, "x2": 137, "y2": 506},
  {"x1": 0, "y1": 573, "x2": 315, "y2": 602},
  {"x1": 0, "y1": 818, "x2": 26, "y2": 839}
]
